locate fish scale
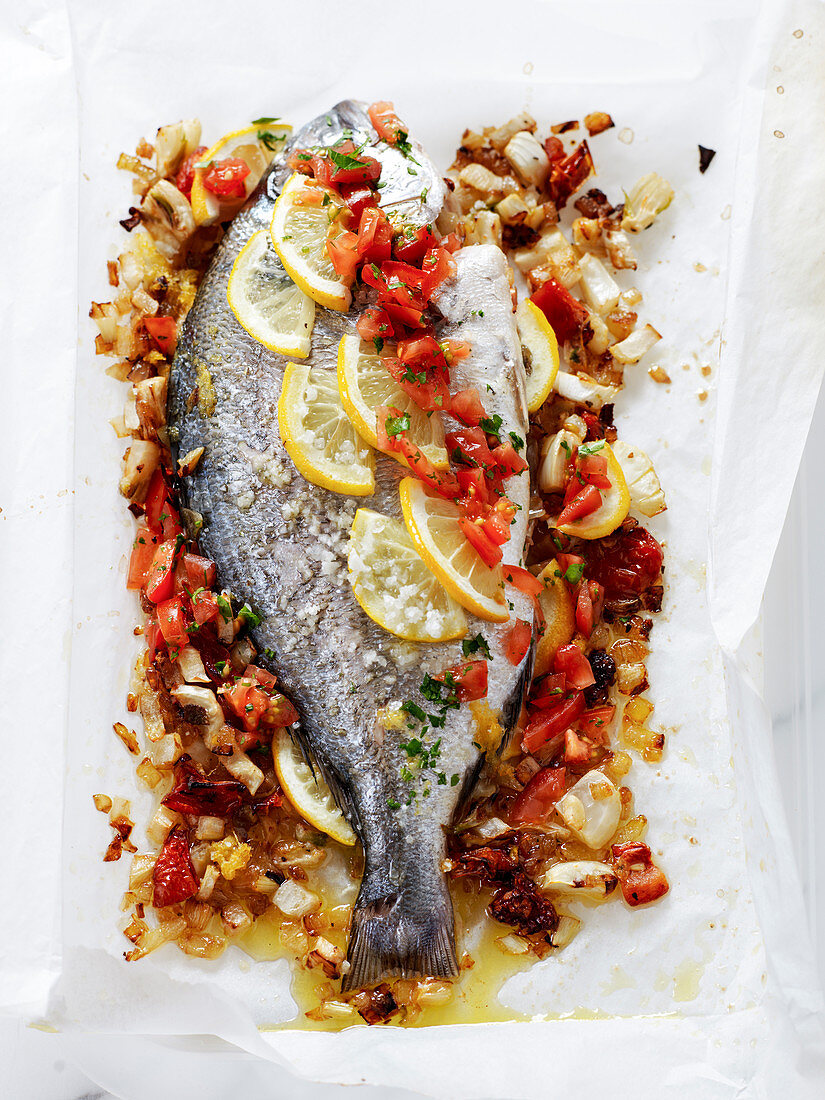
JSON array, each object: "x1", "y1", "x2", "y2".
[{"x1": 169, "y1": 100, "x2": 533, "y2": 988}]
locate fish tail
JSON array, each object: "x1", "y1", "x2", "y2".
[{"x1": 342, "y1": 869, "x2": 458, "y2": 991}]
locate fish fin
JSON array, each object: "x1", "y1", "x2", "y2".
[
  {"x1": 497, "y1": 634, "x2": 536, "y2": 755},
  {"x1": 342, "y1": 878, "x2": 458, "y2": 991}
]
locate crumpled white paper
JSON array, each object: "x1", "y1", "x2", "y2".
[{"x1": 3, "y1": 0, "x2": 825, "y2": 1096}]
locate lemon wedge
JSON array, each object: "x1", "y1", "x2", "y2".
[
  {"x1": 556, "y1": 441, "x2": 631, "y2": 539},
  {"x1": 348, "y1": 508, "x2": 467, "y2": 642},
  {"x1": 517, "y1": 299, "x2": 560, "y2": 413},
  {"x1": 273, "y1": 730, "x2": 356, "y2": 846},
  {"x1": 278, "y1": 362, "x2": 375, "y2": 495},
  {"x1": 337, "y1": 334, "x2": 449, "y2": 469},
  {"x1": 270, "y1": 173, "x2": 352, "y2": 311},
  {"x1": 533, "y1": 558, "x2": 577, "y2": 677},
  {"x1": 190, "y1": 122, "x2": 291, "y2": 226},
  {"x1": 399, "y1": 477, "x2": 508, "y2": 623},
  {"x1": 227, "y1": 230, "x2": 315, "y2": 357}
]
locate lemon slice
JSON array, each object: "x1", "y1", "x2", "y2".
[
  {"x1": 191, "y1": 123, "x2": 291, "y2": 226},
  {"x1": 348, "y1": 508, "x2": 467, "y2": 642},
  {"x1": 273, "y1": 730, "x2": 356, "y2": 846},
  {"x1": 517, "y1": 299, "x2": 560, "y2": 413},
  {"x1": 556, "y1": 441, "x2": 631, "y2": 540},
  {"x1": 533, "y1": 558, "x2": 577, "y2": 677},
  {"x1": 227, "y1": 230, "x2": 315, "y2": 357},
  {"x1": 270, "y1": 173, "x2": 352, "y2": 311},
  {"x1": 278, "y1": 362, "x2": 374, "y2": 495},
  {"x1": 399, "y1": 477, "x2": 508, "y2": 623},
  {"x1": 337, "y1": 334, "x2": 448, "y2": 469}
]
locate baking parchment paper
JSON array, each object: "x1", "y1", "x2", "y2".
[{"x1": 2, "y1": 0, "x2": 824, "y2": 1096}]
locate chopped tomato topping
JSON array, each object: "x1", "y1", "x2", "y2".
[
  {"x1": 555, "y1": 552, "x2": 584, "y2": 580},
  {"x1": 316, "y1": 140, "x2": 381, "y2": 185},
  {"x1": 393, "y1": 224, "x2": 437, "y2": 265},
  {"x1": 529, "y1": 671, "x2": 567, "y2": 708},
  {"x1": 553, "y1": 644, "x2": 596, "y2": 689},
  {"x1": 220, "y1": 674, "x2": 299, "y2": 735},
  {"x1": 449, "y1": 388, "x2": 486, "y2": 426},
  {"x1": 522, "y1": 690, "x2": 585, "y2": 753},
  {"x1": 563, "y1": 727, "x2": 591, "y2": 764},
  {"x1": 174, "y1": 145, "x2": 207, "y2": 200},
  {"x1": 578, "y1": 705, "x2": 616, "y2": 744},
  {"x1": 611, "y1": 842, "x2": 670, "y2": 906},
  {"x1": 144, "y1": 315, "x2": 177, "y2": 356},
  {"x1": 183, "y1": 553, "x2": 216, "y2": 590},
  {"x1": 368, "y1": 101, "x2": 407, "y2": 144},
  {"x1": 339, "y1": 183, "x2": 376, "y2": 222},
  {"x1": 377, "y1": 406, "x2": 460, "y2": 497},
  {"x1": 326, "y1": 231, "x2": 360, "y2": 282},
  {"x1": 434, "y1": 659, "x2": 488, "y2": 701},
  {"x1": 202, "y1": 157, "x2": 250, "y2": 199},
  {"x1": 356, "y1": 206, "x2": 393, "y2": 262},
  {"x1": 505, "y1": 618, "x2": 532, "y2": 666},
  {"x1": 546, "y1": 140, "x2": 594, "y2": 209},
  {"x1": 491, "y1": 440, "x2": 528, "y2": 477},
  {"x1": 421, "y1": 245, "x2": 456, "y2": 296},
  {"x1": 127, "y1": 527, "x2": 159, "y2": 590},
  {"x1": 482, "y1": 501, "x2": 515, "y2": 546},
  {"x1": 509, "y1": 766, "x2": 567, "y2": 823},
  {"x1": 459, "y1": 517, "x2": 503, "y2": 568},
  {"x1": 144, "y1": 539, "x2": 180, "y2": 604},
  {"x1": 503, "y1": 565, "x2": 544, "y2": 599},
  {"x1": 356, "y1": 306, "x2": 394, "y2": 344},
  {"x1": 153, "y1": 826, "x2": 198, "y2": 908},
  {"x1": 156, "y1": 595, "x2": 190, "y2": 649},
  {"x1": 576, "y1": 453, "x2": 611, "y2": 489},
  {"x1": 530, "y1": 278, "x2": 589, "y2": 344},
  {"x1": 456, "y1": 467, "x2": 492, "y2": 513},
  {"x1": 557, "y1": 483, "x2": 602, "y2": 526},
  {"x1": 191, "y1": 589, "x2": 220, "y2": 626}
]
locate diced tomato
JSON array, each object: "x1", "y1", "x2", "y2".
[
  {"x1": 356, "y1": 206, "x2": 393, "y2": 262},
  {"x1": 421, "y1": 245, "x2": 455, "y2": 296},
  {"x1": 555, "y1": 553, "x2": 584, "y2": 581},
  {"x1": 529, "y1": 278, "x2": 589, "y2": 344},
  {"x1": 564, "y1": 727, "x2": 591, "y2": 764},
  {"x1": 143, "y1": 469, "x2": 173, "y2": 532},
  {"x1": 326, "y1": 231, "x2": 360, "y2": 282},
  {"x1": 443, "y1": 339, "x2": 471, "y2": 363},
  {"x1": 449, "y1": 388, "x2": 486, "y2": 426},
  {"x1": 356, "y1": 307, "x2": 394, "y2": 344},
  {"x1": 381, "y1": 299, "x2": 426, "y2": 330},
  {"x1": 491, "y1": 440, "x2": 528, "y2": 477},
  {"x1": 584, "y1": 527, "x2": 664, "y2": 599},
  {"x1": 393, "y1": 224, "x2": 437, "y2": 265},
  {"x1": 459, "y1": 518, "x2": 503, "y2": 568},
  {"x1": 220, "y1": 675, "x2": 299, "y2": 733},
  {"x1": 509, "y1": 766, "x2": 567, "y2": 823},
  {"x1": 396, "y1": 335, "x2": 443, "y2": 365},
  {"x1": 377, "y1": 407, "x2": 460, "y2": 497},
  {"x1": 319, "y1": 140, "x2": 381, "y2": 185},
  {"x1": 156, "y1": 595, "x2": 190, "y2": 649},
  {"x1": 191, "y1": 589, "x2": 220, "y2": 626},
  {"x1": 183, "y1": 553, "x2": 216, "y2": 590},
  {"x1": 503, "y1": 565, "x2": 544, "y2": 599},
  {"x1": 578, "y1": 705, "x2": 616, "y2": 744},
  {"x1": 144, "y1": 539, "x2": 180, "y2": 604},
  {"x1": 144, "y1": 619, "x2": 164, "y2": 662},
  {"x1": 434, "y1": 659, "x2": 488, "y2": 702},
  {"x1": 152, "y1": 826, "x2": 198, "y2": 908},
  {"x1": 456, "y1": 467, "x2": 492, "y2": 514},
  {"x1": 243, "y1": 663, "x2": 278, "y2": 688},
  {"x1": 611, "y1": 842, "x2": 670, "y2": 907},
  {"x1": 127, "y1": 527, "x2": 159, "y2": 590},
  {"x1": 174, "y1": 145, "x2": 207, "y2": 200},
  {"x1": 575, "y1": 579, "x2": 604, "y2": 636},
  {"x1": 553, "y1": 644, "x2": 596, "y2": 689},
  {"x1": 557, "y1": 484, "x2": 602, "y2": 526},
  {"x1": 440, "y1": 232, "x2": 462, "y2": 254},
  {"x1": 446, "y1": 426, "x2": 497, "y2": 474},
  {"x1": 529, "y1": 672, "x2": 567, "y2": 708},
  {"x1": 339, "y1": 183, "x2": 376, "y2": 222},
  {"x1": 577, "y1": 453, "x2": 611, "y2": 489},
  {"x1": 522, "y1": 690, "x2": 585, "y2": 753},
  {"x1": 505, "y1": 619, "x2": 532, "y2": 666},
  {"x1": 163, "y1": 760, "x2": 245, "y2": 818},
  {"x1": 144, "y1": 316, "x2": 177, "y2": 356},
  {"x1": 202, "y1": 157, "x2": 250, "y2": 199},
  {"x1": 482, "y1": 502, "x2": 514, "y2": 547},
  {"x1": 368, "y1": 101, "x2": 407, "y2": 144}
]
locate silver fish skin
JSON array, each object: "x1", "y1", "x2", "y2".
[{"x1": 169, "y1": 100, "x2": 532, "y2": 989}]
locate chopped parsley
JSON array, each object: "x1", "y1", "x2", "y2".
[
  {"x1": 479, "y1": 414, "x2": 503, "y2": 439},
  {"x1": 257, "y1": 130, "x2": 282, "y2": 151},
  {"x1": 216, "y1": 594, "x2": 233, "y2": 622},
  {"x1": 252, "y1": 116, "x2": 280, "y2": 125},
  {"x1": 328, "y1": 145, "x2": 369, "y2": 171},
  {"x1": 238, "y1": 603, "x2": 261, "y2": 628},
  {"x1": 373, "y1": 336, "x2": 384, "y2": 354},
  {"x1": 578, "y1": 440, "x2": 606, "y2": 456},
  {"x1": 509, "y1": 431, "x2": 525, "y2": 451},
  {"x1": 462, "y1": 633, "x2": 491, "y2": 660},
  {"x1": 402, "y1": 700, "x2": 427, "y2": 723},
  {"x1": 385, "y1": 413, "x2": 411, "y2": 438},
  {"x1": 564, "y1": 561, "x2": 585, "y2": 584}
]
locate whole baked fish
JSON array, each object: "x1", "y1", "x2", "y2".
[{"x1": 170, "y1": 100, "x2": 533, "y2": 988}]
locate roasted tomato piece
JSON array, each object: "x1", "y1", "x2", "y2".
[
  {"x1": 163, "y1": 760, "x2": 246, "y2": 817},
  {"x1": 127, "y1": 527, "x2": 159, "y2": 590},
  {"x1": 504, "y1": 619, "x2": 533, "y2": 667},
  {"x1": 578, "y1": 704, "x2": 616, "y2": 744},
  {"x1": 152, "y1": 826, "x2": 198, "y2": 908},
  {"x1": 144, "y1": 539, "x2": 180, "y2": 604},
  {"x1": 144, "y1": 315, "x2": 177, "y2": 356},
  {"x1": 489, "y1": 872, "x2": 559, "y2": 935},
  {"x1": 530, "y1": 278, "x2": 589, "y2": 344},
  {"x1": 584, "y1": 526, "x2": 664, "y2": 598},
  {"x1": 522, "y1": 690, "x2": 585, "y2": 754},
  {"x1": 509, "y1": 766, "x2": 567, "y2": 823},
  {"x1": 553, "y1": 643, "x2": 596, "y2": 689},
  {"x1": 557, "y1": 484, "x2": 602, "y2": 526},
  {"x1": 174, "y1": 145, "x2": 207, "y2": 200},
  {"x1": 611, "y1": 842, "x2": 670, "y2": 906}
]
